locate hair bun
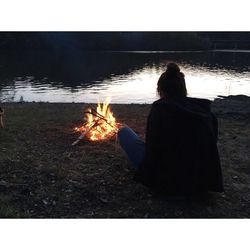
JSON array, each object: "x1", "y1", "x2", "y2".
[{"x1": 166, "y1": 62, "x2": 181, "y2": 76}]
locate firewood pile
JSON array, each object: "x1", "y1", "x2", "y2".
[{"x1": 72, "y1": 100, "x2": 120, "y2": 146}]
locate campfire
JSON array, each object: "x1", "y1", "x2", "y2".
[{"x1": 72, "y1": 98, "x2": 119, "y2": 145}]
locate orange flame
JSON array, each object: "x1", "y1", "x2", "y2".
[{"x1": 75, "y1": 97, "x2": 118, "y2": 141}]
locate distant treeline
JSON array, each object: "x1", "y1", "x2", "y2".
[{"x1": 0, "y1": 32, "x2": 250, "y2": 51}]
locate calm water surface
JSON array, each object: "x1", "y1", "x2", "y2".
[{"x1": 0, "y1": 51, "x2": 250, "y2": 103}]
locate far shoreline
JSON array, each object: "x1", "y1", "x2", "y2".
[{"x1": 1, "y1": 94, "x2": 250, "y2": 105}]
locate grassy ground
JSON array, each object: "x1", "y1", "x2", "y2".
[{"x1": 0, "y1": 96, "x2": 249, "y2": 218}]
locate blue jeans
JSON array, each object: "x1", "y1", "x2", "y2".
[{"x1": 118, "y1": 127, "x2": 145, "y2": 169}]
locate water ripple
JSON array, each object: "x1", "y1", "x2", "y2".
[{"x1": 1, "y1": 52, "x2": 250, "y2": 103}]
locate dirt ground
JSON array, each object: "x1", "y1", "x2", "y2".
[{"x1": 0, "y1": 95, "x2": 249, "y2": 218}]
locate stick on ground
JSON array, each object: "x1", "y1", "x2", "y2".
[{"x1": 71, "y1": 120, "x2": 100, "y2": 146}]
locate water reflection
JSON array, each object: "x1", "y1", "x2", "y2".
[{"x1": 0, "y1": 51, "x2": 250, "y2": 103}]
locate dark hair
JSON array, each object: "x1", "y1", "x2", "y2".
[{"x1": 157, "y1": 62, "x2": 187, "y2": 98}]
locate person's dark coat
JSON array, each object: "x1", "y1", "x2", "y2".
[{"x1": 134, "y1": 97, "x2": 224, "y2": 195}]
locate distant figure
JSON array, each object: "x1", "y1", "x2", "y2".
[
  {"x1": 0, "y1": 107, "x2": 4, "y2": 128},
  {"x1": 118, "y1": 62, "x2": 223, "y2": 196}
]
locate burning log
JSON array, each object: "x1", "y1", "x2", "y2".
[
  {"x1": 0, "y1": 107, "x2": 4, "y2": 128},
  {"x1": 72, "y1": 120, "x2": 100, "y2": 146},
  {"x1": 84, "y1": 109, "x2": 117, "y2": 130},
  {"x1": 72, "y1": 98, "x2": 119, "y2": 145}
]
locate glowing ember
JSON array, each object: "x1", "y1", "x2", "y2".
[{"x1": 75, "y1": 97, "x2": 118, "y2": 141}]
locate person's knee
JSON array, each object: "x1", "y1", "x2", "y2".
[
  {"x1": 118, "y1": 127, "x2": 131, "y2": 139},
  {"x1": 118, "y1": 127, "x2": 136, "y2": 147}
]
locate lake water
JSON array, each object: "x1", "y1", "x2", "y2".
[{"x1": 0, "y1": 50, "x2": 250, "y2": 103}]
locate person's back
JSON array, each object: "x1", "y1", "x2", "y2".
[{"x1": 134, "y1": 96, "x2": 224, "y2": 195}]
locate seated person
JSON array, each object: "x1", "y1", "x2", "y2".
[{"x1": 118, "y1": 62, "x2": 224, "y2": 196}]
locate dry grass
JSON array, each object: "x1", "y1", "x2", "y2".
[{"x1": 0, "y1": 96, "x2": 249, "y2": 218}]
